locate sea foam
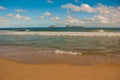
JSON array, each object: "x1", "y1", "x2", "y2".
[
  {"x1": 54, "y1": 50, "x2": 82, "y2": 56},
  {"x1": 0, "y1": 31, "x2": 120, "y2": 37}
]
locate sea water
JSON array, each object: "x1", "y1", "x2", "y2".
[
  {"x1": 0, "y1": 32, "x2": 120, "y2": 65},
  {"x1": 0, "y1": 34, "x2": 120, "y2": 53}
]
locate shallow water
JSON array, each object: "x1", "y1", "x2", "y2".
[
  {"x1": 0, "y1": 35, "x2": 120, "y2": 54},
  {"x1": 0, "y1": 33, "x2": 120, "y2": 65}
]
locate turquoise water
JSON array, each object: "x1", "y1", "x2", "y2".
[
  {"x1": 0, "y1": 34, "x2": 120, "y2": 54},
  {"x1": 0, "y1": 27, "x2": 120, "y2": 32}
]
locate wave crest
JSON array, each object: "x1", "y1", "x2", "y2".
[{"x1": 54, "y1": 50, "x2": 82, "y2": 56}]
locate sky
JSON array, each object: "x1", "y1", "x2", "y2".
[{"x1": 0, "y1": 0, "x2": 120, "y2": 27}]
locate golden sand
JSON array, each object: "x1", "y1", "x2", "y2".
[{"x1": 0, "y1": 58, "x2": 120, "y2": 80}]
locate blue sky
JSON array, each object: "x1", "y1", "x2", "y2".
[{"x1": 0, "y1": 0, "x2": 120, "y2": 27}]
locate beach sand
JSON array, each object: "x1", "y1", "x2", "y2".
[{"x1": 0, "y1": 58, "x2": 120, "y2": 80}]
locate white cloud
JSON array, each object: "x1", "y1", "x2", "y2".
[
  {"x1": 74, "y1": 0, "x2": 81, "y2": 3},
  {"x1": 64, "y1": 16, "x2": 78, "y2": 24},
  {"x1": 15, "y1": 9, "x2": 27, "y2": 12},
  {"x1": 61, "y1": 3, "x2": 95, "y2": 13},
  {"x1": 40, "y1": 16, "x2": 44, "y2": 19},
  {"x1": 36, "y1": 4, "x2": 120, "y2": 27},
  {"x1": 79, "y1": 20, "x2": 85, "y2": 24},
  {"x1": 51, "y1": 16, "x2": 60, "y2": 21},
  {"x1": 94, "y1": 4, "x2": 120, "y2": 24},
  {"x1": 93, "y1": 15, "x2": 109, "y2": 23},
  {"x1": 46, "y1": 0, "x2": 54, "y2": 3},
  {"x1": 0, "y1": 17, "x2": 9, "y2": 23},
  {"x1": 61, "y1": 3, "x2": 120, "y2": 27},
  {"x1": 40, "y1": 12, "x2": 60, "y2": 22},
  {"x1": 7, "y1": 14, "x2": 14, "y2": 17},
  {"x1": 43, "y1": 12, "x2": 52, "y2": 16},
  {"x1": 62, "y1": 3, "x2": 81, "y2": 12},
  {"x1": 7, "y1": 14, "x2": 31, "y2": 20},
  {"x1": 81, "y1": 16, "x2": 109, "y2": 24},
  {"x1": 82, "y1": 18, "x2": 93, "y2": 23},
  {"x1": 80, "y1": 4, "x2": 95, "y2": 12},
  {"x1": 40, "y1": 12, "x2": 52, "y2": 20},
  {"x1": 0, "y1": 5, "x2": 6, "y2": 10}
]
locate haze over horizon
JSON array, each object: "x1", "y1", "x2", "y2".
[{"x1": 0, "y1": 0, "x2": 120, "y2": 28}]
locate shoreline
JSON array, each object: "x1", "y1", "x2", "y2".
[
  {"x1": 0, "y1": 31, "x2": 120, "y2": 36},
  {"x1": 0, "y1": 45, "x2": 120, "y2": 65}
]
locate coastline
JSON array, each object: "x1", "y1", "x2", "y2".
[
  {"x1": 0, "y1": 31, "x2": 120, "y2": 80},
  {"x1": 0, "y1": 45, "x2": 120, "y2": 65},
  {"x1": 0, "y1": 58, "x2": 120, "y2": 80}
]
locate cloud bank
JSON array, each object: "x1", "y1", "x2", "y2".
[
  {"x1": 7, "y1": 14, "x2": 31, "y2": 20},
  {"x1": 15, "y1": 9, "x2": 27, "y2": 12},
  {"x1": 61, "y1": 3, "x2": 120, "y2": 27}
]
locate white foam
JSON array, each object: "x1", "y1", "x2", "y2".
[
  {"x1": 54, "y1": 50, "x2": 82, "y2": 56},
  {"x1": 0, "y1": 31, "x2": 120, "y2": 37}
]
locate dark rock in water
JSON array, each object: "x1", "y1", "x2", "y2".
[
  {"x1": 71, "y1": 26, "x2": 85, "y2": 28},
  {"x1": 66, "y1": 25, "x2": 72, "y2": 27},
  {"x1": 49, "y1": 25, "x2": 57, "y2": 28}
]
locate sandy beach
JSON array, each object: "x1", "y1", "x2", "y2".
[
  {"x1": 0, "y1": 31, "x2": 120, "y2": 80},
  {"x1": 0, "y1": 0, "x2": 120, "y2": 79},
  {"x1": 0, "y1": 58, "x2": 120, "y2": 80}
]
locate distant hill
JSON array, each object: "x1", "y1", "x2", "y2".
[
  {"x1": 0, "y1": 27, "x2": 120, "y2": 32},
  {"x1": 65, "y1": 25, "x2": 85, "y2": 28}
]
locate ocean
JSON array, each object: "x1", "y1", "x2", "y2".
[
  {"x1": 0, "y1": 34, "x2": 120, "y2": 54},
  {"x1": 0, "y1": 27, "x2": 120, "y2": 32},
  {"x1": 0, "y1": 31, "x2": 120, "y2": 65}
]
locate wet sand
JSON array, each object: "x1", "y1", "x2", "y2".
[
  {"x1": 0, "y1": 58, "x2": 120, "y2": 80},
  {"x1": 0, "y1": 45, "x2": 120, "y2": 65}
]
